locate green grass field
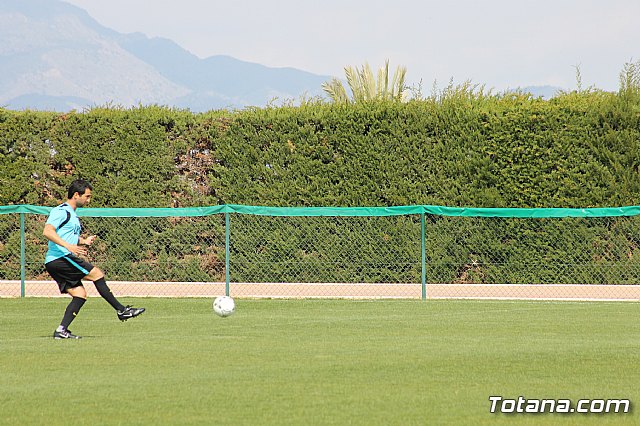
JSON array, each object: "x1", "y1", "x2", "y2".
[{"x1": 1, "y1": 298, "x2": 639, "y2": 425}]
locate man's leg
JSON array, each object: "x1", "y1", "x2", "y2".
[
  {"x1": 54, "y1": 286, "x2": 86, "y2": 339},
  {"x1": 85, "y1": 267, "x2": 125, "y2": 311},
  {"x1": 85, "y1": 267, "x2": 145, "y2": 321}
]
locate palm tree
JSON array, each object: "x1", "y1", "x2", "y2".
[{"x1": 322, "y1": 60, "x2": 407, "y2": 103}]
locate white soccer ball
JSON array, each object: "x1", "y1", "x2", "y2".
[{"x1": 213, "y1": 295, "x2": 235, "y2": 317}]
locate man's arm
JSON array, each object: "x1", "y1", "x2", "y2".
[{"x1": 43, "y1": 224, "x2": 87, "y2": 257}]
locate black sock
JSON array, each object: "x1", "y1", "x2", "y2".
[
  {"x1": 94, "y1": 277, "x2": 125, "y2": 311},
  {"x1": 60, "y1": 296, "x2": 86, "y2": 329}
]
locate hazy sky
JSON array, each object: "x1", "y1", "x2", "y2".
[{"x1": 64, "y1": 0, "x2": 640, "y2": 92}]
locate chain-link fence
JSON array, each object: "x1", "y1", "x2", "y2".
[{"x1": 2, "y1": 205, "x2": 640, "y2": 300}]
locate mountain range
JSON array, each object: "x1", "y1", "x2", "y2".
[
  {"x1": 0, "y1": 0, "x2": 332, "y2": 112},
  {"x1": 0, "y1": 0, "x2": 562, "y2": 113}
]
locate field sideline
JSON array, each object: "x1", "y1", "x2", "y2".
[
  {"x1": 1, "y1": 298, "x2": 639, "y2": 425},
  {"x1": 3, "y1": 280, "x2": 640, "y2": 300}
]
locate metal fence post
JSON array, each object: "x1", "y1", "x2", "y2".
[
  {"x1": 225, "y1": 211, "x2": 230, "y2": 296},
  {"x1": 421, "y1": 212, "x2": 426, "y2": 300},
  {"x1": 20, "y1": 212, "x2": 26, "y2": 298}
]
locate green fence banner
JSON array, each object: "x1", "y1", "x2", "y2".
[{"x1": 2, "y1": 204, "x2": 640, "y2": 218}]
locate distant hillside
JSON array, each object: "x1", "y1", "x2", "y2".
[
  {"x1": 0, "y1": 0, "x2": 331, "y2": 112},
  {"x1": 520, "y1": 86, "x2": 563, "y2": 99}
]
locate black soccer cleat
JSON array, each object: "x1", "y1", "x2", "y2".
[
  {"x1": 117, "y1": 305, "x2": 145, "y2": 322},
  {"x1": 53, "y1": 329, "x2": 81, "y2": 339}
]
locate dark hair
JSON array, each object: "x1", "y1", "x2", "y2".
[{"x1": 67, "y1": 179, "x2": 93, "y2": 199}]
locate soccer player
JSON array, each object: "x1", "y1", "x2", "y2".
[{"x1": 43, "y1": 179, "x2": 145, "y2": 339}]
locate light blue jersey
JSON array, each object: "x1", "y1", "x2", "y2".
[{"x1": 45, "y1": 203, "x2": 82, "y2": 264}]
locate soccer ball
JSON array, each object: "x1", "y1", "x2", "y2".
[{"x1": 213, "y1": 295, "x2": 235, "y2": 317}]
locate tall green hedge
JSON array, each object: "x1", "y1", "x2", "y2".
[
  {"x1": 1, "y1": 89, "x2": 639, "y2": 209},
  {"x1": 2, "y1": 91, "x2": 640, "y2": 284}
]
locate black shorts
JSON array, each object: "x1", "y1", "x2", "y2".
[{"x1": 45, "y1": 255, "x2": 95, "y2": 294}]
